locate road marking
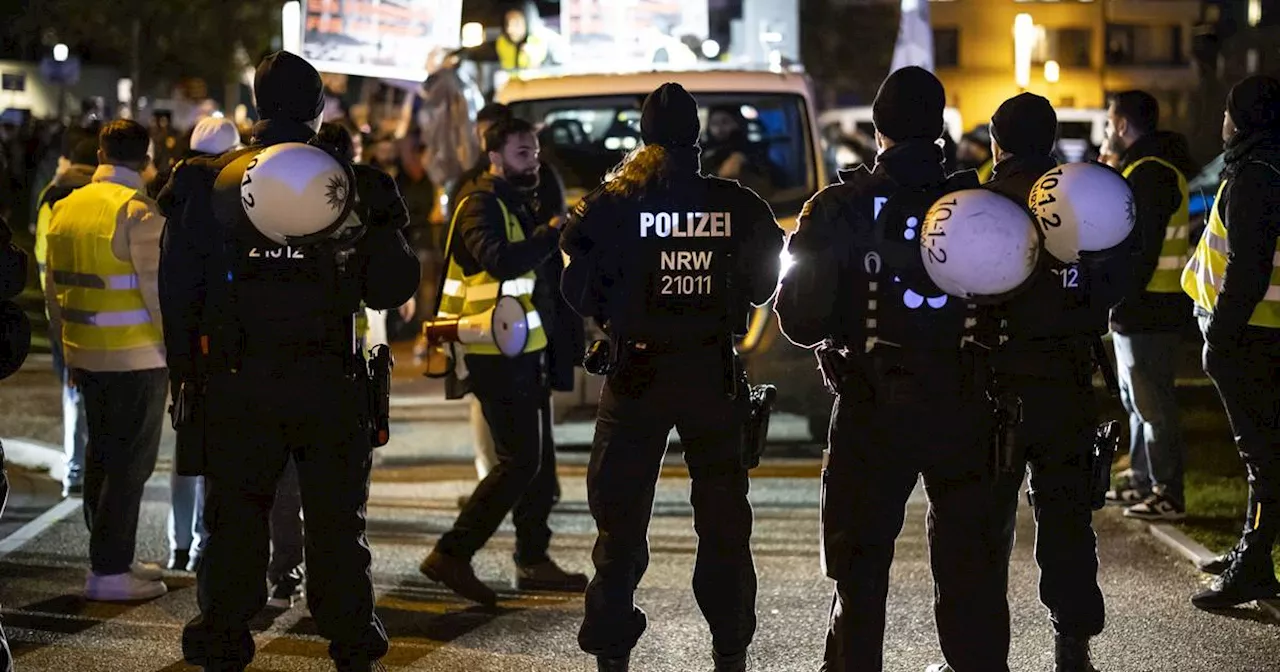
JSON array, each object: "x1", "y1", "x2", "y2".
[{"x1": 0, "y1": 497, "x2": 80, "y2": 559}]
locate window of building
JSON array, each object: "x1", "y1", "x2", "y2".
[
  {"x1": 1032, "y1": 27, "x2": 1092, "y2": 67},
  {"x1": 934, "y1": 27, "x2": 960, "y2": 67},
  {"x1": 1106, "y1": 24, "x2": 1185, "y2": 66}
]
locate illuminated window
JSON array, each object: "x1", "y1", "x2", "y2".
[
  {"x1": 1249, "y1": 0, "x2": 1262, "y2": 27},
  {"x1": 934, "y1": 27, "x2": 960, "y2": 67},
  {"x1": 1025, "y1": 27, "x2": 1092, "y2": 67}
]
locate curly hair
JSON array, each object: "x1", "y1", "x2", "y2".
[{"x1": 604, "y1": 144, "x2": 699, "y2": 198}]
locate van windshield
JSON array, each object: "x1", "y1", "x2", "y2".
[{"x1": 509, "y1": 92, "x2": 817, "y2": 216}]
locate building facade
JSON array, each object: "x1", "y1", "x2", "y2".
[{"x1": 930, "y1": 0, "x2": 1202, "y2": 134}]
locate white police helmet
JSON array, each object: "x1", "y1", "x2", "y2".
[
  {"x1": 920, "y1": 189, "x2": 1041, "y2": 302},
  {"x1": 240, "y1": 142, "x2": 354, "y2": 246},
  {"x1": 1028, "y1": 162, "x2": 1135, "y2": 263}
]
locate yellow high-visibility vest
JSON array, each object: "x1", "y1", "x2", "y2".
[
  {"x1": 1181, "y1": 178, "x2": 1280, "y2": 328},
  {"x1": 45, "y1": 183, "x2": 163, "y2": 352},
  {"x1": 439, "y1": 193, "x2": 546, "y2": 355},
  {"x1": 496, "y1": 33, "x2": 548, "y2": 70},
  {"x1": 1123, "y1": 156, "x2": 1191, "y2": 293}
]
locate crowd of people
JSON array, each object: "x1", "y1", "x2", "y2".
[{"x1": 0, "y1": 43, "x2": 1277, "y2": 672}]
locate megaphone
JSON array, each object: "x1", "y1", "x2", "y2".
[{"x1": 421, "y1": 296, "x2": 529, "y2": 376}]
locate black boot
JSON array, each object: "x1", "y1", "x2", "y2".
[
  {"x1": 1054, "y1": 634, "x2": 1099, "y2": 672},
  {"x1": 1196, "y1": 544, "x2": 1240, "y2": 576},
  {"x1": 713, "y1": 649, "x2": 747, "y2": 672},
  {"x1": 1191, "y1": 495, "x2": 1279, "y2": 610},
  {"x1": 596, "y1": 654, "x2": 629, "y2": 671}
]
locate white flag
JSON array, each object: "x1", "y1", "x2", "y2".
[{"x1": 889, "y1": 0, "x2": 934, "y2": 74}]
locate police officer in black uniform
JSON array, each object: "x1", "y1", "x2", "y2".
[
  {"x1": 775, "y1": 67, "x2": 1011, "y2": 672},
  {"x1": 158, "y1": 51, "x2": 420, "y2": 672},
  {"x1": 561, "y1": 83, "x2": 784, "y2": 672},
  {"x1": 924, "y1": 93, "x2": 1126, "y2": 672}
]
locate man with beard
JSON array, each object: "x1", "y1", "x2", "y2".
[
  {"x1": 1102, "y1": 90, "x2": 1197, "y2": 520},
  {"x1": 418, "y1": 116, "x2": 587, "y2": 605}
]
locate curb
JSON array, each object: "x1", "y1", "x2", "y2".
[
  {"x1": 1, "y1": 437, "x2": 66, "y2": 484},
  {"x1": 1147, "y1": 522, "x2": 1280, "y2": 620}
]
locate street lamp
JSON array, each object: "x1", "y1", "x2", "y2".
[
  {"x1": 1013, "y1": 13, "x2": 1035, "y2": 90},
  {"x1": 461, "y1": 22, "x2": 484, "y2": 49},
  {"x1": 282, "y1": 1, "x2": 302, "y2": 54},
  {"x1": 53, "y1": 44, "x2": 68, "y2": 62},
  {"x1": 1044, "y1": 59, "x2": 1060, "y2": 84}
]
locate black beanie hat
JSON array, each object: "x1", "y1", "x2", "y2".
[
  {"x1": 1227, "y1": 75, "x2": 1280, "y2": 135},
  {"x1": 641, "y1": 83, "x2": 701, "y2": 148},
  {"x1": 872, "y1": 66, "x2": 946, "y2": 142},
  {"x1": 990, "y1": 92, "x2": 1058, "y2": 157},
  {"x1": 254, "y1": 51, "x2": 325, "y2": 123}
]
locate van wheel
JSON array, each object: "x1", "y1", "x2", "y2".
[{"x1": 808, "y1": 415, "x2": 829, "y2": 443}]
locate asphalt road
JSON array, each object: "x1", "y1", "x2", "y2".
[{"x1": 1, "y1": 453, "x2": 1278, "y2": 672}]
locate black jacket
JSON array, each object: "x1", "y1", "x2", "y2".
[
  {"x1": 1204, "y1": 128, "x2": 1280, "y2": 350},
  {"x1": 776, "y1": 141, "x2": 959, "y2": 349},
  {"x1": 986, "y1": 154, "x2": 1127, "y2": 374},
  {"x1": 449, "y1": 162, "x2": 581, "y2": 389},
  {"x1": 560, "y1": 158, "x2": 782, "y2": 342},
  {"x1": 1110, "y1": 131, "x2": 1197, "y2": 334},
  {"x1": 157, "y1": 119, "x2": 420, "y2": 381}
]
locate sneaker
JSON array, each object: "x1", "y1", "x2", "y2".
[
  {"x1": 266, "y1": 578, "x2": 303, "y2": 609},
  {"x1": 925, "y1": 665, "x2": 954, "y2": 672},
  {"x1": 84, "y1": 572, "x2": 167, "y2": 602},
  {"x1": 1123, "y1": 491, "x2": 1186, "y2": 521},
  {"x1": 62, "y1": 482, "x2": 83, "y2": 498},
  {"x1": 186, "y1": 553, "x2": 202, "y2": 574},
  {"x1": 131, "y1": 562, "x2": 165, "y2": 581},
  {"x1": 515, "y1": 559, "x2": 589, "y2": 593},
  {"x1": 1105, "y1": 470, "x2": 1150, "y2": 504}
]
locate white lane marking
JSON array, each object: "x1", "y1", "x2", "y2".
[{"x1": 0, "y1": 497, "x2": 81, "y2": 559}]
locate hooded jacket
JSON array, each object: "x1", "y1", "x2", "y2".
[
  {"x1": 1110, "y1": 131, "x2": 1198, "y2": 334},
  {"x1": 1202, "y1": 128, "x2": 1280, "y2": 349}
]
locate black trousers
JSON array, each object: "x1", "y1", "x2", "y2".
[
  {"x1": 820, "y1": 351, "x2": 1009, "y2": 672},
  {"x1": 76, "y1": 368, "x2": 167, "y2": 575},
  {"x1": 992, "y1": 372, "x2": 1105, "y2": 639},
  {"x1": 578, "y1": 346, "x2": 756, "y2": 660},
  {"x1": 1200, "y1": 319, "x2": 1280, "y2": 507},
  {"x1": 181, "y1": 367, "x2": 388, "y2": 670},
  {"x1": 437, "y1": 352, "x2": 556, "y2": 565}
]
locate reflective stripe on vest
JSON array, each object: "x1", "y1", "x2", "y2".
[
  {"x1": 45, "y1": 182, "x2": 163, "y2": 352},
  {"x1": 1122, "y1": 156, "x2": 1191, "y2": 293},
  {"x1": 1180, "y1": 178, "x2": 1280, "y2": 328},
  {"x1": 440, "y1": 193, "x2": 547, "y2": 355}
]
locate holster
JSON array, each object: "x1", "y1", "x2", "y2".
[
  {"x1": 1090, "y1": 420, "x2": 1120, "y2": 510},
  {"x1": 582, "y1": 337, "x2": 618, "y2": 376},
  {"x1": 987, "y1": 374, "x2": 1023, "y2": 478},
  {"x1": 366, "y1": 344, "x2": 393, "y2": 447},
  {"x1": 741, "y1": 383, "x2": 778, "y2": 470},
  {"x1": 170, "y1": 378, "x2": 207, "y2": 477}
]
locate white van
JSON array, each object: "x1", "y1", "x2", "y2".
[{"x1": 497, "y1": 66, "x2": 833, "y2": 437}]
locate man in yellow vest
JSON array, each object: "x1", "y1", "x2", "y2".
[
  {"x1": 1183, "y1": 75, "x2": 1280, "y2": 610},
  {"x1": 496, "y1": 7, "x2": 549, "y2": 71},
  {"x1": 1102, "y1": 90, "x2": 1197, "y2": 521},
  {"x1": 34, "y1": 136, "x2": 98, "y2": 498},
  {"x1": 419, "y1": 116, "x2": 587, "y2": 605},
  {"x1": 44, "y1": 120, "x2": 169, "y2": 602}
]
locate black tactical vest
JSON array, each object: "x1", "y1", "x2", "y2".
[
  {"x1": 836, "y1": 168, "x2": 993, "y2": 352},
  {"x1": 209, "y1": 146, "x2": 363, "y2": 357}
]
